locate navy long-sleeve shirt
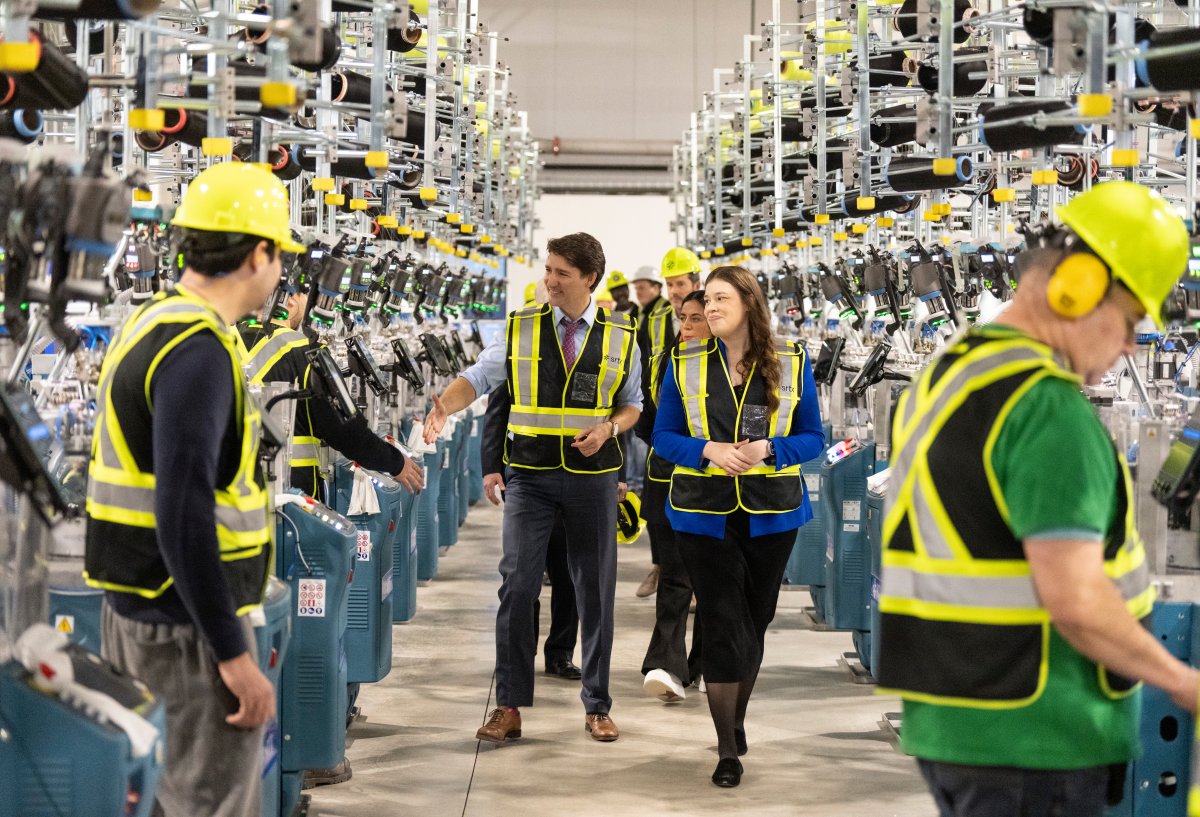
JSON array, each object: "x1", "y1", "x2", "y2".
[
  {"x1": 652, "y1": 339, "x2": 825, "y2": 538},
  {"x1": 108, "y1": 332, "x2": 248, "y2": 661}
]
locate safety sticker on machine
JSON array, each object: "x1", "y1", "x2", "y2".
[
  {"x1": 356, "y1": 530, "x2": 372, "y2": 562},
  {"x1": 297, "y1": 578, "x2": 327, "y2": 617},
  {"x1": 54, "y1": 614, "x2": 74, "y2": 634},
  {"x1": 842, "y1": 500, "x2": 861, "y2": 521},
  {"x1": 804, "y1": 474, "x2": 820, "y2": 494},
  {"x1": 382, "y1": 568, "x2": 394, "y2": 601}
]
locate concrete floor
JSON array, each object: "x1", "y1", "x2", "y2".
[{"x1": 310, "y1": 500, "x2": 936, "y2": 817}]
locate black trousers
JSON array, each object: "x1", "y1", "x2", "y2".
[
  {"x1": 918, "y1": 760, "x2": 1110, "y2": 817},
  {"x1": 533, "y1": 513, "x2": 578, "y2": 664},
  {"x1": 496, "y1": 468, "x2": 618, "y2": 712},
  {"x1": 640, "y1": 521, "x2": 702, "y2": 684},
  {"x1": 676, "y1": 511, "x2": 795, "y2": 683}
]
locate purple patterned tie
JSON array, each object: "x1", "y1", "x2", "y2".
[{"x1": 562, "y1": 317, "x2": 583, "y2": 369}]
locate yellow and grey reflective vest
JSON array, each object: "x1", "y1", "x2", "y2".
[
  {"x1": 244, "y1": 326, "x2": 321, "y2": 469},
  {"x1": 876, "y1": 329, "x2": 1152, "y2": 707},
  {"x1": 642, "y1": 296, "x2": 675, "y2": 390},
  {"x1": 645, "y1": 349, "x2": 674, "y2": 485},
  {"x1": 669, "y1": 338, "x2": 806, "y2": 514},
  {"x1": 504, "y1": 303, "x2": 636, "y2": 473},
  {"x1": 84, "y1": 287, "x2": 272, "y2": 615}
]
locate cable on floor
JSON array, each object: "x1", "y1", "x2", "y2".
[{"x1": 462, "y1": 669, "x2": 497, "y2": 817}]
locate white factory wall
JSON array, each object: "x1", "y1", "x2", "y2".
[
  {"x1": 481, "y1": 0, "x2": 782, "y2": 143},
  {"x1": 505, "y1": 193, "x2": 676, "y2": 313}
]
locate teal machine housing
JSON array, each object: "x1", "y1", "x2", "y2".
[
  {"x1": 0, "y1": 642, "x2": 167, "y2": 817},
  {"x1": 861, "y1": 486, "x2": 887, "y2": 676},
  {"x1": 819, "y1": 443, "x2": 876, "y2": 629},
  {"x1": 468, "y1": 411, "x2": 485, "y2": 506},
  {"x1": 274, "y1": 493, "x2": 356, "y2": 804},
  {"x1": 456, "y1": 409, "x2": 474, "y2": 527},
  {"x1": 391, "y1": 486, "x2": 419, "y2": 622},
  {"x1": 785, "y1": 452, "x2": 828, "y2": 589},
  {"x1": 437, "y1": 418, "x2": 465, "y2": 549},
  {"x1": 331, "y1": 460, "x2": 400, "y2": 684},
  {"x1": 416, "y1": 441, "x2": 444, "y2": 582},
  {"x1": 257, "y1": 577, "x2": 292, "y2": 817}
]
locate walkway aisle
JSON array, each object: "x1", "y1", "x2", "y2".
[{"x1": 311, "y1": 501, "x2": 934, "y2": 817}]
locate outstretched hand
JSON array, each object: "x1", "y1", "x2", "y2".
[{"x1": 422, "y1": 393, "x2": 449, "y2": 445}]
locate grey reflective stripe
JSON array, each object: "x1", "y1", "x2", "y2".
[
  {"x1": 509, "y1": 409, "x2": 600, "y2": 432},
  {"x1": 773, "y1": 343, "x2": 803, "y2": 437},
  {"x1": 1114, "y1": 557, "x2": 1150, "y2": 603},
  {"x1": 649, "y1": 302, "x2": 672, "y2": 356},
  {"x1": 595, "y1": 315, "x2": 628, "y2": 408},
  {"x1": 216, "y1": 503, "x2": 267, "y2": 535},
  {"x1": 88, "y1": 478, "x2": 155, "y2": 514},
  {"x1": 513, "y1": 313, "x2": 537, "y2": 407},
  {"x1": 246, "y1": 330, "x2": 307, "y2": 382},
  {"x1": 882, "y1": 564, "x2": 1041, "y2": 610},
  {"x1": 678, "y1": 343, "x2": 708, "y2": 437},
  {"x1": 894, "y1": 346, "x2": 1048, "y2": 559}
]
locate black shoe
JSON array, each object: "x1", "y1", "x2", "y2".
[
  {"x1": 734, "y1": 727, "x2": 748, "y2": 757},
  {"x1": 302, "y1": 758, "x2": 352, "y2": 789},
  {"x1": 712, "y1": 757, "x2": 743, "y2": 788},
  {"x1": 544, "y1": 658, "x2": 582, "y2": 680}
]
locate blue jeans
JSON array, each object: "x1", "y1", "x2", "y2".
[{"x1": 918, "y1": 760, "x2": 1110, "y2": 817}]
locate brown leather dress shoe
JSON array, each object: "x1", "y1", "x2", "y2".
[
  {"x1": 585, "y1": 712, "x2": 619, "y2": 742},
  {"x1": 476, "y1": 707, "x2": 522, "y2": 743}
]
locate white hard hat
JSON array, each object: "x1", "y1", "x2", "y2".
[{"x1": 631, "y1": 265, "x2": 664, "y2": 286}]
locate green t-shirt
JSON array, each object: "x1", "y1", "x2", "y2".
[{"x1": 899, "y1": 359, "x2": 1141, "y2": 769}]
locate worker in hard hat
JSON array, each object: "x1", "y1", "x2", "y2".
[
  {"x1": 607, "y1": 270, "x2": 637, "y2": 320},
  {"x1": 85, "y1": 162, "x2": 304, "y2": 817},
  {"x1": 876, "y1": 181, "x2": 1199, "y2": 816}
]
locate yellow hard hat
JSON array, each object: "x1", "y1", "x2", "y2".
[
  {"x1": 1056, "y1": 181, "x2": 1189, "y2": 326},
  {"x1": 607, "y1": 270, "x2": 630, "y2": 289},
  {"x1": 616, "y1": 492, "x2": 646, "y2": 544},
  {"x1": 594, "y1": 288, "x2": 614, "y2": 303},
  {"x1": 661, "y1": 247, "x2": 702, "y2": 279},
  {"x1": 171, "y1": 162, "x2": 305, "y2": 253},
  {"x1": 523, "y1": 281, "x2": 538, "y2": 304}
]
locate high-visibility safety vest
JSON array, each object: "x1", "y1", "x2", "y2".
[
  {"x1": 876, "y1": 329, "x2": 1152, "y2": 707},
  {"x1": 84, "y1": 287, "x2": 272, "y2": 615},
  {"x1": 642, "y1": 295, "x2": 675, "y2": 390},
  {"x1": 668, "y1": 338, "x2": 806, "y2": 514},
  {"x1": 644, "y1": 349, "x2": 675, "y2": 485},
  {"x1": 504, "y1": 303, "x2": 636, "y2": 473},
  {"x1": 243, "y1": 326, "x2": 321, "y2": 468}
]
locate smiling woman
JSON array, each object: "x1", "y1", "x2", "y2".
[{"x1": 651, "y1": 264, "x2": 825, "y2": 789}]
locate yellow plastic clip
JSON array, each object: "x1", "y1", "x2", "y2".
[
  {"x1": 1077, "y1": 94, "x2": 1113, "y2": 118},
  {"x1": 923, "y1": 211, "x2": 943, "y2": 222},
  {"x1": 129, "y1": 109, "x2": 165, "y2": 132},
  {"x1": 940, "y1": 235, "x2": 953, "y2": 245},
  {"x1": 364, "y1": 151, "x2": 389, "y2": 169},
  {"x1": 935, "y1": 202, "x2": 952, "y2": 216},
  {"x1": 1032, "y1": 169, "x2": 1059, "y2": 185},
  {"x1": 851, "y1": 224, "x2": 869, "y2": 234},
  {"x1": 398, "y1": 225, "x2": 413, "y2": 236},
  {"x1": 412, "y1": 230, "x2": 427, "y2": 240},
  {"x1": 324, "y1": 193, "x2": 346, "y2": 206},
  {"x1": 1191, "y1": 120, "x2": 1200, "y2": 140},
  {"x1": 856, "y1": 196, "x2": 876, "y2": 211},
  {"x1": 311, "y1": 177, "x2": 335, "y2": 192},
  {"x1": 700, "y1": 251, "x2": 712, "y2": 259},
  {"x1": 814, "y1": 213, "x2": 831, "y2": 225},
  {"x1": 461, "y1": 223, "x2": 475, "y2": 234},
  {"x1": 419, "y1": 187, "x2": 438, "y2": 201},
  {"x1": 714, "y1": 247, "x2": 726, "y2": 256},
  {"x1": 761, "y1": 248, "x2": 775, "y2": 256},
  {"x1": 133, "y1": 188, "x2": 153, "y2": 203},
  {"x1": 260, "y1": 82, "x2": 298, "y2": 109},
  {"x1": 772, "y1": 226, "x2": 786, "y2": 238},
  {"x1": 201, "y1": 138, "x2": 233, "y2": 157},
  {"x1": 456, "y1": 249, "x2": 467, "y2": 258},
  {"x1": 377, "y1": 215, "x2": 398, "y2": 228},
  {"x1": 833, "y1": 231, "x2": 849, "y2": 241},
  {"x1": 349, "y1": 198, "x2": 368, "y2": 211},
  {"x1": 1111, "y1": 149, "x2": 1138, "y2": 167},
  {"x1": 445, "y1": 212, "x2": 462, "y2": 224},
  {"x1": 992, "y1": 187, "x2": 1016, "y2": 202},
  {"x1": 740, "y1": 237, "x2": 753, "y2": 247},
  {"x1": 481, "y1": 234, "x2": 492, "y2": 243},
  {"x1": 795, "y1": 240, "x2": 809, "y2": 249},
  {"x1": 809, "y1": 236, "x2": 824, "y2": 246},
  {"x1": 932, "y1": 157, "x2": 957, "y2": 176},
  {"x1": 877, "y1": 217, "x2": 895, "y2": 228},
  {"x1": 0, "y1": 42, "x2": 40, "y2": 73}
]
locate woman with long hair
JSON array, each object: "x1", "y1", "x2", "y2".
[
  {"x1": 653, "y1": 266, "x2": 824, "y2": 787},
  {"x1": 638, "y1": 290, "x2": 709, "y2": 703}
]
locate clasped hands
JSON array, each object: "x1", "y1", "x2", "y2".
[{"x1": 703, "y1": 439, "x2": 772, "y2": 476}]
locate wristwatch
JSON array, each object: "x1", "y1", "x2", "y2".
[
  {"x1": 611, "y1": 421, "x2": 620, "y2": 438},
  {"x1": 765, "y1": 439, "x2": 776, "y2": 463}
]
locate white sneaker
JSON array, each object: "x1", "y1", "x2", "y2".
[{"x1": 643, "y1": 669, "x2": 685, "y2": 702}]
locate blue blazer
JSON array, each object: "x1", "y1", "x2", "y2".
[{"x1": 652, "y1": 339, "x2": 825, "y2": 538}]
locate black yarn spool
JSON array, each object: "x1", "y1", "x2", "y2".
[
  {"x1": 1, "y1": 33, "x2": 89, "y2": 111},
  {"x1": 37, "y1": 0, "x2": 159, "y2": 20},
  {"x1": 868, "y1": 50, "x2": 907, "y2": 88},
  {"x1": 187, "y1": 58, "x2": 308, "y2": 120},
  {"x1": 779, "y1": 151, "x2": 809, "y2": 182},
  {"x1": 978, "y1": 99, "x2": 1087, "y2": 152},
  {"x1": 1022, "y1": 7, "x2": 1054, "y2": 46},
  {"x1": 1055, "y1": 153, "x2": 1099, "y2": 191},
  {"x1": 895, "y1": 0, "x2": 975, "y2": 43},
  {"x1": 385, "y1": 8, "x2": 422, "y2": 53},
  {"x1": 133, "y1": 129, "x2": 171, "y2": 153},
  {"x1": 160, "y1": 107, "x2": 207, "y2": 147},
  {"x1": 799, "y1": 89, "x2": 851, "y2": 117},
  {"x1": 807, "y1": 138, "x2": 851, "y2": 172},
  {"x1": 886, "y1": 155, "x2": 973, "y2": 192},
  {"x1": 1137, "y1": 27, "x2": 1200, "y2": 93},
  {"x1": 234, "y1": 143, "x2": 303, "y2": 181},
  {"x1": 870, "y1": 104, "x2": 918, "y2": 148},
  {"x1": 0, "y1": 109, "x2": 41, "y2": 143},
  {"x1": 841, "y1": 193, "x2": 917, "y2": 217},
  {"x1": 244, "y1": 14, "x2": 341, "y2": 73},
  {"x1": 64, "y1": 18, "x2": 115, "y2": 54},
  {"x1": 332, "y1": 70, "x2": 374, "y2": 105},
  {"x1": 1108, "y1": 18, "x2": 1157, "y2": 84},
  {"x1": 779, "y1": 116, "x2": 802, "y2": 141},
  {"x1": 916, "y1": 47, "x2": 989, "y2": 96},
  {"x1": 293, "y1": 146, "x2": 380, "y2": 181}
]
